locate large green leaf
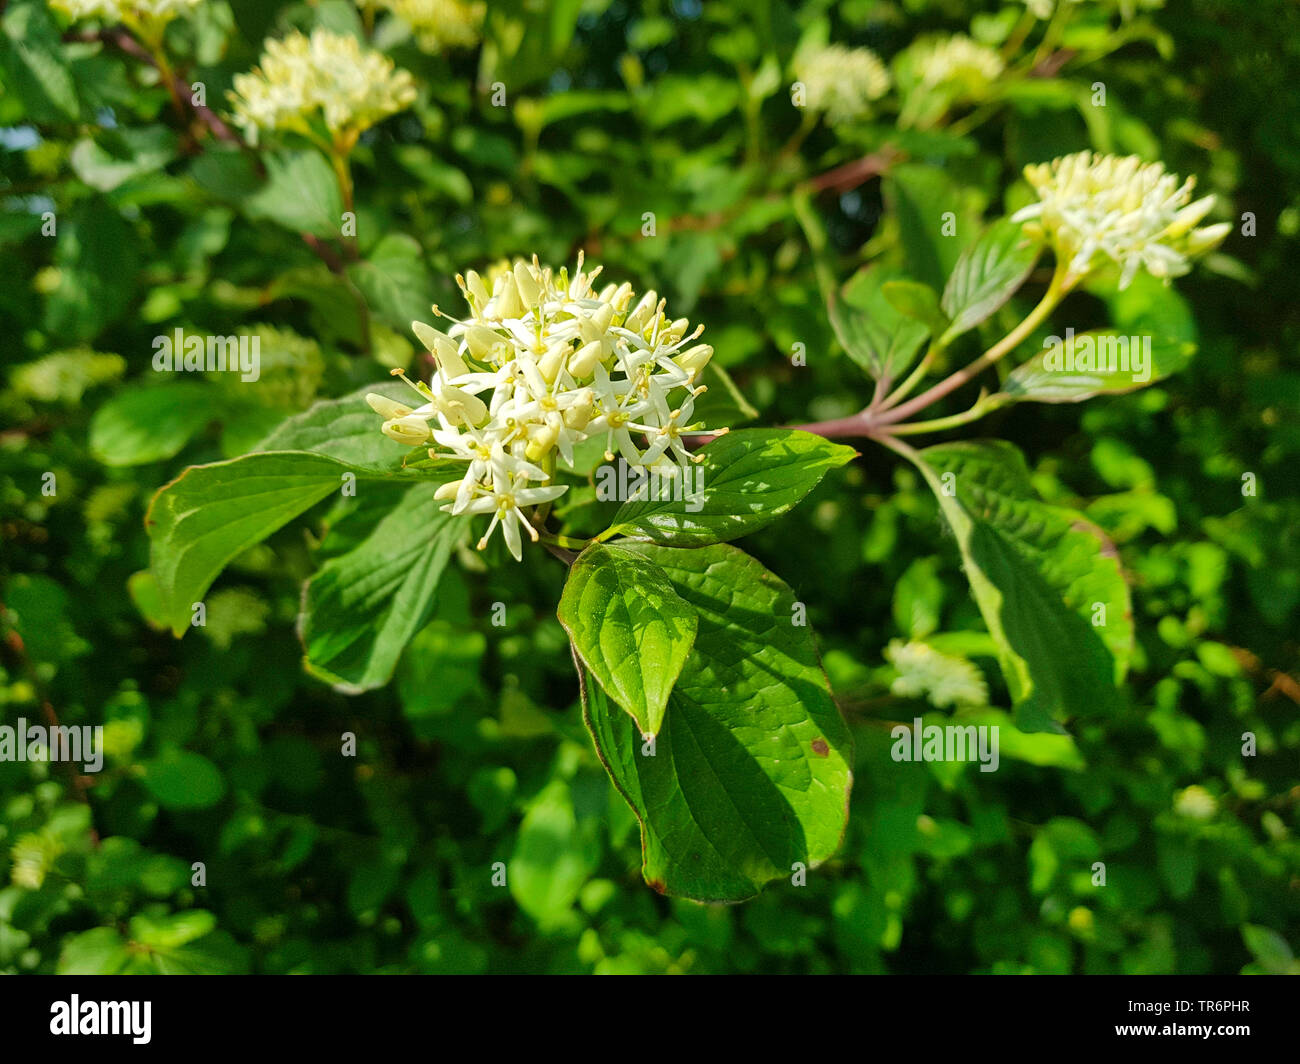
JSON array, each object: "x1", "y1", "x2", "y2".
[
  {"x1": 299, "y1": 480, "x2": 460, "y2": 692},
  {"x1": 89, "y1": 382, "x2": 215, "y2": 467},
  {"x1": 605, "y1": 429, "x2": 855, "y2": 546},
  {"x1": 508, "y1": 780, "x2": 601, "y2": 929},
  {"x1": 940, "y1": 218, "x2": 1041, "y2": 341},
  {"x1": 146, "y1": 451, "x2": 394, "y2": 635},
  {"x1": 884, "y1": 163, "x2": 981, "y2": 291},
  {"x1": 830, "y1": 264, "x2": 930, "y2": 381},
  {"x1": 347, "y1": 234, "x2": 436, "y2": 330},
  {"x1": 1, "y1": 0, "x2": 78, "y2": 123},
  {"x1": 913, "y1": 441, "x2": 1133, "y2": 732},
  {"x1": 245, "y1": 150, "x2": 343, "y2": 238},
  {"x1": 579, "y1": 543, "x2": 852, "y2": 901},
  {"x1": 43, "y1": 202, "x2": 140, "y2": 341},
  {"x1": 1002, "y1": 331, "x2": 1196, "y2": 403},
  {"x1": 69, "y1": 126, "x2": 178, "y2": 192},
  {"x1": 558, "y1": 542, "x2": 698, "y2": 736}
]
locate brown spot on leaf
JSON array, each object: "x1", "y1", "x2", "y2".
[
  {"x1": 647, "y1": 879, "x2": 667, "y2": 895},
  {"x1": 811, "y1": 739, "x2": 829, "y2": 757}
]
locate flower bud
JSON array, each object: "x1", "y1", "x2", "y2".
[
  {"x1": 610, "y1": 282, "x2": 634, "y2": 313},
  {"x1": 538, "y1": 347, "x2": 565, "y2": 383},
  {"x1": 494, "y1": 274, "x2": 524, "y2": 319},
  {"x1": 664, "y1": 317, "x2": 690, "y2": 342},
  {"x1": 564, "y1": 388, "x2": 594, "y2": 430},
  {"x1": 1166, "y1": 194, "x2": 1216, "y2": 238},
  {"x1": 1184, "y1": 221, "x2": 1231, "y2": 256},
  {"x1": 434, "y1": 479, "x2": 461, "y2": 501},
  {"x1": 412, "y1": 321, "x2": 469, "y2": 378},
  {"x1": 513, "y1": 260, "x2": 542, "y2": 309},
  {"x1": 366, "y1": 392, "x2": 413, "y2": 420},
  {"x1": 624, "y1": 290, "x2": 658, "y2": 334},
  {"x1": 465, "y1": 269, "x2": 490, "y2": 308},
  {"x1": 382, "y1": 414, "x2": 431, "y2": 446},
  {"x1": 436, "y1": 385, "x2": 489, "y2": 426},
  {"x1": 524, "y1": 422, "x2": 559, "y2": 462},
  {"x1": 676, "y1": 344, "x2": 714, "y2": 375},
  {"x1": 464, "y1": 324, "x2": 504, "y2": 363},
  {"x1": 568, "y1": 340, "x2": 605, "y2": 378}
]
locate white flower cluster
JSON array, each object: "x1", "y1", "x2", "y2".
[
  {"x1": 1173, "y1": 785, "x2": 1218, "y2": 821},
  {"x1": 228, "y1": 30, "x2": 417, "y2": 146},
  {"x1": 368, "y1": 256, "x2": 718, "y2": 561},
  {"x1": 49, "y1": 0, "x2": 200, "y2": 23},
  {"x1": 1012, "y1": 151, "x2": 1231, "y2": 289},
  {"x1": 361, "y1": 0, "x2": 485, "y2": 53},
  {"x1": 885, "y1": 640, "x2": 988, "y2": 708},
  {"x1": 794, "y1": 44, "x2": 891, "y2": 125},
  {"x1": 910, "y1": 35, "x2": 1004, "y2": 92}
]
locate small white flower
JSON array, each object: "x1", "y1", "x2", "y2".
[
  {"x1": 460, "y1": 469, "x2": 567, "y2": 562},
  {"x1": 1173, "y1": 785, "x2": 1218, "y2": 821},
  {"x1": 794, "y1": 44, "x2": 891, "y2": 125},
  {"x1": 885, "y1": 640, "x2": 988, "y2": 709},
  {"x1": 1011, "y1": 151, "x2": 1231, "y2": 288}
]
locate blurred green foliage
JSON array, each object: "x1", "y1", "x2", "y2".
[{"x1": 1, "y1": 0, "x2": 1298, "y2": 973}]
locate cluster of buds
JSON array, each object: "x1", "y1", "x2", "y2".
[
  {"x1": 49, "y1": 0, "x2": 201, "y2": 27},
  {"x1": 359, "y1": 0, "x2": 485, "y2": 53},
  {"x1": 367, "y1": 256, "x2": 719, "y2": 561},
  {"x1": 228, "y1": 29, "x2": 417, "y2": 147},
  {"x1": 793, "y1": 44, "x2": 891, "y2": 125},
  {"x1": 1012, "y1": 151, "x2": 1231, "y2": 289},
  {"x1": 885, "y1": 640, "x2": 989, "y2": 709}
]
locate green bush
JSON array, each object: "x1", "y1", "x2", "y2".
[{"x1": 1, "y1": 0, "x2": 1297, "y2": 973}]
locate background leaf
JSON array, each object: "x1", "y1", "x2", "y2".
[
  {"x1": 913, "y1": 440, "x2": 1134, "y2": 732},
  {"x1": 300, "y1": 480, "x2": 460, "y2": 692}
]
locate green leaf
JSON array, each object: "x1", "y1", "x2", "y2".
[
  {"x1": 1002, "y1": 332, "x2": 1195, "y2": 403},
  {"x1": 69, "y1": 126, "x2": 178, "y2": 192},
  {"x1": 509, "y1": 780, "x2": 601, "y2": 928},
  {"x1": 830, "y1": 264, "x2": 930, "y2": 381},
  {"x1": 884, "y1": 163, "x2": 980, "y2": 290},
  {"x1": 579, "y1": 543, "x2": 853, "y2": 901},
  {"x1": 605, "y1": 429, "x2": 856, "y2": 546},
  {"x1": 892, "y1": 557, "x2": 944, "y2": 639},
  {"x1": 300, "y1": 481, "x2": 460, "y2": 692},
  {"x1": 245, "y1": 150, "x2": 343, "y2": 238},
  {"x1": 347, "y1": 233, "x2": 436, "y2": 330},
  {"x1": 140, "y1": 749, "x2": 226, "y2": 809},
  {"x1": 89, "y1": 382, "x2": 215, "y2": 467},
  {"x1": 913, "y1": 440, "x2": 1133, "y2": 732},
  {"x1": 147, "y1": 451, "x2": 395, "y2": 634},
  {"x1": 43, "y1": 202, "x2": 140, "y2": 341},
  {"x1": 57, "y1": 928, "x2": 133, "y2": 975},
  {"x1": 558, "y1": 542, "x2": 698, "y2": 736},
  {"x1": 1, "y1": 1, "x2": 78, "y2": 122},
  {"x1": 252, "y1": 382, "x2": 419, "y2": 472},
  {"x1": 881, "y1": 279, "x2": 948, "y2": 336},
  {"x1": 940, "y1": 218, "x2": 1042, "y2": 340}
]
